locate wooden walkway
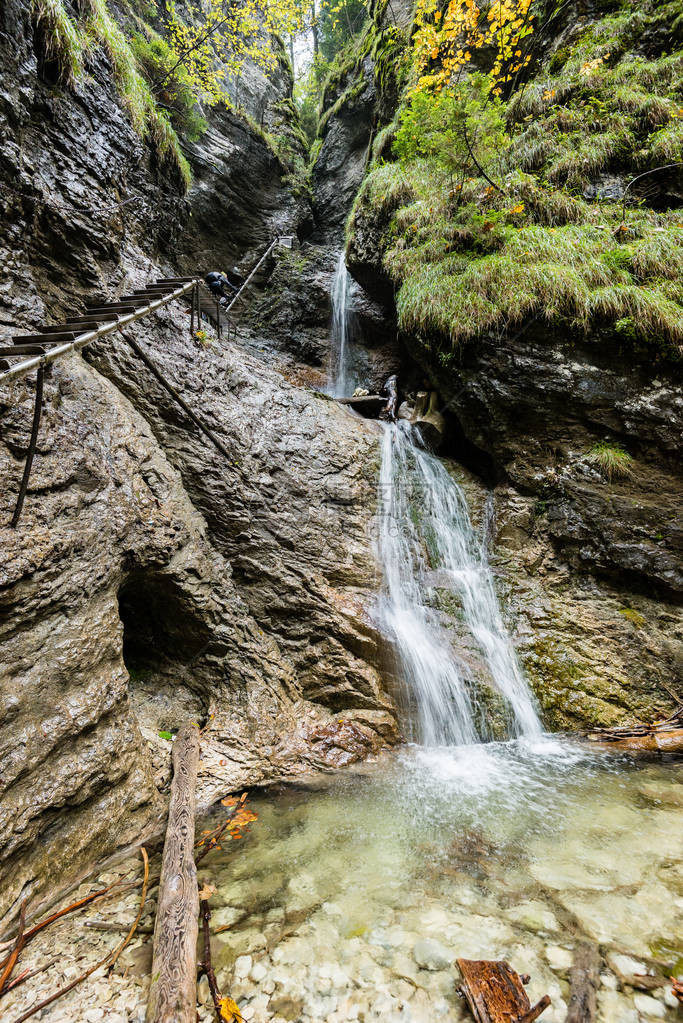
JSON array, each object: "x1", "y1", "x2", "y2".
[{"x1": 0, "y1": 278, "x2": 198, "y2": 385}]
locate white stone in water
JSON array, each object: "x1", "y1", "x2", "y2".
[
  {"x1": 212, "y1": 905, "x2": 245, "y2": 929},
  {"x1": 250, "y1": 961, "x2": 268, "y2": 983},
  {"x1": 598, "y1": 990, "x2": 639, "y2": 1022},
  {"x1": 392, "y1": 951, "x2": 420, "y2": 983},
  {"x1": 413, "y1": 937, "x2": 452, "y2": 972},
  {"x1": 558, "y1": 884, "x2": 678, "y2": 957},
  {"x1": 633, "y1": 993, "x2": 667, "y2": 1018},
  {"x1": 600, "y1": 971, "x2": 618, "y2": 990},
  {"x1": 411, "y1": 905, "x2": 452, "y2": 934},
  {"x1": 381, "y1": 926, "x2": 412, "y2": 949},
  {"x1": 234, "y1": 954, "x2": 253, "y2": 978},
  {"x1": 545, "y1": 945, "x2": 573, "y2": 974},
  {"x1": 330, "y1": 964, "x2": 352, "y2": 989},
  {"x1": 606, "y1": 952, "x2": 649, "y2": 982}
]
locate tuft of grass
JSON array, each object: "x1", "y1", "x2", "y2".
[
  {"x1": 587, "y1": 441, "x2": 635, "y2": 481},
  {"x1": 32, "y1": 0, "x2": 86, "y2": 84}
]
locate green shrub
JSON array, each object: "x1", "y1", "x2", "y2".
[{"x1": 130, "y1": 32, "x2": 208, "y2": 141}]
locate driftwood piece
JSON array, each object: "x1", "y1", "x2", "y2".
[
  {"x1": 0, "y1": 902, "x2": 26, "y2": 993},
  {"x1": 146, "y1": 724, "x2": 200, "y2": 1023},
  {"x1": 8, "y1": 850, "x2": 148, "y2": 1023},
  {"x1": 566, "y1": 942, "x2": 600, "y2": 1023},
  {"x1": 457, "y1": 959, "x2": 551, "y2": 1023},
  {"x1": 587, "y1": 705, "x2": 683, "y2": 753},
  {"x1": 108, "y1": 847, "x2": 149, "y2": 975},
  {"x1": 198, "y1": 897, "x2": 232, "y2": 1023}
]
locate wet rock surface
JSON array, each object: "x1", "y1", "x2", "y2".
[
  {"x1": 244, "y1": 242, "x2": 399, "y2": 392},
  {"x1": 0, "y1": 301, "x2": 398, "y2": 924},
  {"x1": 345, "y1": 189, "x2": 682, "y2": 726},
  {"x1": 0, "y1": 0, "x2": 395, "y2": 929}
]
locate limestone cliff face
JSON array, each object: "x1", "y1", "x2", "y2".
[{"x1": 0, "y1": 0, "x2": 396, "y2": 926}]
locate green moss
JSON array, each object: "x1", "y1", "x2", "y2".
[{"x1": 619, "y1": 607, "x2": 646, "y2": 628}]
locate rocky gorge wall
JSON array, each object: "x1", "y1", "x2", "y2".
[
  {"x1": 0, "y1": 0, "x2": 397, "y2": 927},
  {"x1": 1, "y1": 0, "x2": 682, "y2": 936}
]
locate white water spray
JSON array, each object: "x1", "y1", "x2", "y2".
[
  {"x1": 329, "y1": 250, "x2": 353, "y2": 397},
  {"x1": 378, "y1": 421, "x2": 542, "y2": 745}
]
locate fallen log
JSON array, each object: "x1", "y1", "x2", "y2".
[
  {"x1": 457, "y1": 958, "x2": 551, "y2": 1023},
  {"x1": 146, "y1": 724, "x2": 200, "y2": 1023},
  {"x1": 566, "y1": 942, "x2": 600, "y2": 1023}
]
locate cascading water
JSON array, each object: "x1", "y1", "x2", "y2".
[
  {"x1": 378, "y1": 421, "x2": 542, "y2": 745},
  {"x1": 329, "y1": 250, "x2": 353, "y2": 397}
]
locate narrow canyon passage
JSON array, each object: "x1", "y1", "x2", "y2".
[{"x1": 0, "y1": 0, "x2": 681, "y2": 1020}]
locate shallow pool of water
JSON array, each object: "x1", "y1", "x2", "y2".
[{"x1": 200, "y1": 739, "x2": 682, "y2": 1023}]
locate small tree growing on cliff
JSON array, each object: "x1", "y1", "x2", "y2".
[{"x1": 396, "y1": 0, "x2": 537, "y2": 191}]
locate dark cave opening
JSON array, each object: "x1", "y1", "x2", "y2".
[
  {"x1": 117, "y1": 572, "x2": 213, "y2": 731},
  {"x1": 118, "y1": 572, "x2": 212, "y2": 676}
]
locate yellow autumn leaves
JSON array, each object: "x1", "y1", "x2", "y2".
[{"x1": 412, "y1": 0, "x2": 535, "y2": 98}]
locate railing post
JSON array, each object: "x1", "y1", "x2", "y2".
[
  {"x1": 215, "y1": 297, "x2": 222, "y2": 340},
  {"x1": 10, "y1": 365, "x2": 44, "y2": 527},
  {"x1": 190, "y1": 283, "x2": 195, "y2": 336}
]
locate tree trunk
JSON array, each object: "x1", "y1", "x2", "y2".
[
  {"x1": 311, "y1": 0, "x2": 319, "y2": 56},
  {"x1": 146, "y1": 724, "x2": 200, "y2": 1023}
]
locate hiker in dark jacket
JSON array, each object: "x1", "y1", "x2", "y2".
[{"x1": 205, "y1": 271, "x2": 238, "y2": 305}]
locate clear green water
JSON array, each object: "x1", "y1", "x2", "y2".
[{"x1": 201, "y1": 739, "x2": 683, "y2": 1023}]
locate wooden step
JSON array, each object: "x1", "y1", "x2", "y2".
[
  {"x1": 13, "y1": 333, "x2": 77, "y2": 344},
  {"x1": 38, "y1": 322, "x2": 102, "y2": 333},
  {"x1": 0, "y1": 344, "x2": 48, "y2": 355},
  {"x1": 128, "y1": 288, "x2": 176, "y2": 296},
  {"x1": 85, "y1": 305, "x2": 139, "y2": 316}
]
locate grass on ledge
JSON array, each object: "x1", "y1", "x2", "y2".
[
  {"x1": 348, "y1": 0, "x2": 683, "y2": 362},
  {"x1": 352, "y1": 159, "x2": 683, "y2": 356},
  {"x1": 32, "y1": 0, "x2": 191, "y2": 189}
]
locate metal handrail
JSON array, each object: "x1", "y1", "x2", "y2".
[{"x1": 0, "y1": 279, "x2": 199, "y2": 387}]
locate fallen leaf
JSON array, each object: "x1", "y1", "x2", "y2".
[{"x1": 218, "y1": 995, "x2": 244, "y2": 1021}]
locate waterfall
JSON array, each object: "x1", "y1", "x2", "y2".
[
  {"x1": 378, "y1": 421, "x2": 542, "y2": 746},
  {"x1": 329, "y1": 250, "x2": 353, "y2": 397}
]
